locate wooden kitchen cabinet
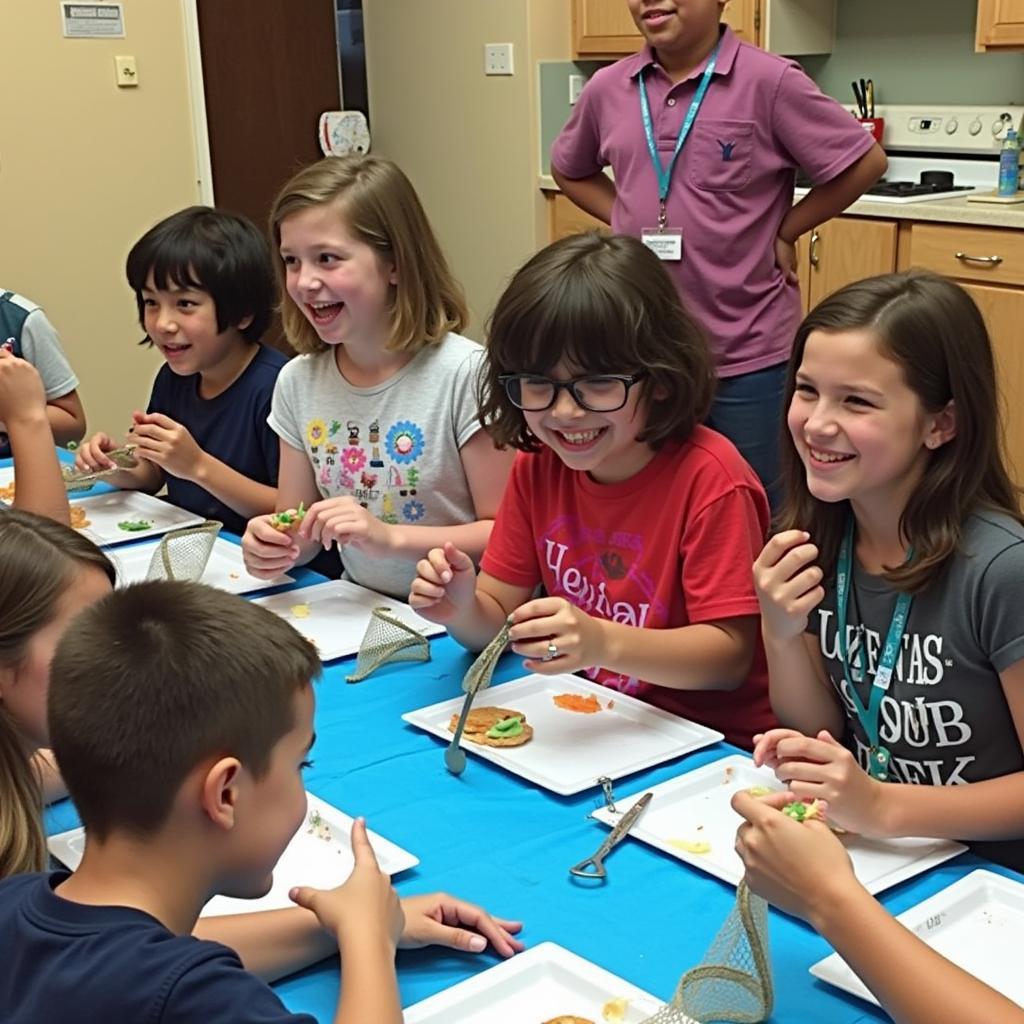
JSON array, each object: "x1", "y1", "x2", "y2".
[
  {"x1": 573, "y1": 0, "x2": 759, "y2": 55},
  {"x1": 571, "y1": 0, "x2": 836, "y2": 58},
  {"x1": 797, "y1": 216, "x2": 899, "y2": 314},
  {"x1": 909, "y1": 222, "x2": 1024, "y2": 479},
  {"x1": 976, "y1": 0, "x2": 1024, "y2": 51}
]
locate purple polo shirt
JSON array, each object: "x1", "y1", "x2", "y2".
[{"x1": 551, "y1": 28, "x2": 875, "y2": 377}]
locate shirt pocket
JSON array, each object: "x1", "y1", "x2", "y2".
[{"x1": 688, "y1": 120, "x2": 755, "y2": 192}]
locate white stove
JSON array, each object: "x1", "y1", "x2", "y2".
[{"x1": 796, "y1": 104, "x2": 1024, "y2": 204}]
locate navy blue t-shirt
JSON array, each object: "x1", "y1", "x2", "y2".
[
  {"x1": 0, "y1": 871, "x2": 316, "y2": 1023},
  {"x1": 147, "y1": 344, "x2": 287, "y2": 535}
]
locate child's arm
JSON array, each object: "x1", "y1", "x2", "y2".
[
  {"x1": 288, "y1": 818, "x2": 403, "y2": 1024},
  {"x1": 242, "y1": 440, "x2": 322, "y2": 578},
  {"x1": 754, "y1": 530, "x2": 846, "y2": 736},
  {"x1": 300, "y1": 430, "x2": 515, "y2": 562},
  {"x1": 74, "y1": 426, "x2": 164, "y2": 493},
  {"x1": 130, "y1": 411, "x2": 276, "y2": 519},
  {"x1": 193, "y1": 889, "x2": 523, "y2": 983},
  {"x1": 509, "y1": 596, "x2": 758, "y2": 690},
  {"x1": 766, "y1": 658, "x2": 1024, "y2": 839},
  {"x1": 43, "y1": 389, "x2": 87, "y2": 447},
  {"x1": 778, "y1": 143, "x2": 887, "y2": 249},
  {"x1": 550, "y1": 167, "x2": 616, "y2": 224},
  {"x1": 0, "y1": 350, "x2": 70, "y2": 524},
  {"x1": 410, "y1": 543, "x2": 533, "y2": 651},
  {"x1": 734, "y1": 790, "x2": 1024, "y2": 1024}
]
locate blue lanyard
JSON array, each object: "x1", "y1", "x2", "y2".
[
  {"x1": 836, "y1": 519, "x2": 913, "y2": 779},
  {"x1": 638, "y1": 40, "x2": 720, "y2": 226}
]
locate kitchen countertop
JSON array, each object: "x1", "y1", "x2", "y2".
[{"x1": 539, "y1": 174, "x2": 1024, "y2": 230}]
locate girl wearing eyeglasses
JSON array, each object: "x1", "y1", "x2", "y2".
[{"x1": 409, "y1": 232, "x2": 776, "y2": 748}]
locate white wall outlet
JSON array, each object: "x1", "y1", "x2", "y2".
[
  {"x1": 114, "y1": 55, "x2": 138, "y2": 87},
  {"x1": 569, "y1": 73, "x2": 585, "y2": 105},
  {"x1": 484, "y1": 42, "x2": 514, "y2": 76}
]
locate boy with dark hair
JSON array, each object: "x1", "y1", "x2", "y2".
[
  {"x1": 75, "y1": 207, "x2": 287, "y2": 534},
  {"x1": 0, "y1": 581, "x2": 522, "y2": 1023}
]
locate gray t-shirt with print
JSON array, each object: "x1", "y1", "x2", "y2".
[
  {"x1": 269, "y1": 333, "x2": 484, "y2": 599},
  {"x1": 809, "y1": 511, "x2": 1024, "y2": 868}
]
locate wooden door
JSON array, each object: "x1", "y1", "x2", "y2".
[
  {"x1": 196, "y1": 0, "x2": 340, "y2": 263},
  {"x1": 977, "y1": 0, "x2": 1024, "y2": 49},
  {"x1": 807, "y1": 217, "x2": 898, "y2": 308},
  {"x1": 961, "y1": 283, "x2": 1024, "y2": 482}
]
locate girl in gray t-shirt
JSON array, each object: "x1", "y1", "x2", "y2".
[{"x1": 752, "y1": 270, "x2": 1024, "y2": 871}]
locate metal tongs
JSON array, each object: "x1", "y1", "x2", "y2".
[
  {"x1": 570, "y1": 791, "x2": 653, "y2": 879},
  {"x1": 444, "y1": 617, "x2": 513, "y2": 775},
  {"x1": 62, "y1": 444, "x2": 137, "y2": 491}
]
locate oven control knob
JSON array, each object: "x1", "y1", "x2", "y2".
[
  {"x1": 945, "y1": 118, "x2": 958, "y2": 135},
  {"x1": 969, "y1": 118, "x2": 983, "y2": 136}
]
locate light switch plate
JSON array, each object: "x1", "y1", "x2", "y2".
[
  {"x1": 484, "y1": 42, "x2": 514, "y2": 76},
  {"x1": 569, "y1": 73, "x2": 585, "y2": 105},
  {"x1": 114, "y1": 55, "x2": 138, "y2": 87}
]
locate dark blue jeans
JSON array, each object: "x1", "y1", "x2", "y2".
[{"x1": 707, "y1": 361, "x2": 788, "y2": 517}]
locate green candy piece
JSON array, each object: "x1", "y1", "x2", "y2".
[
  {"x1": 485, "y1": 716, "x2": 524, "y2": 739},
  {"x1": 117, "y1": 519, "x2": 152, "y2": 532}
]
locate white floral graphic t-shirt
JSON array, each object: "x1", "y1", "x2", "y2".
[{"x1": 269, "y1": 333, "x2": 484, "y2": 598}]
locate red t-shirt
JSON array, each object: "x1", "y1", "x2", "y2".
[{"x1": 481, "y1": 426, "x2": 777, "y2": 748}]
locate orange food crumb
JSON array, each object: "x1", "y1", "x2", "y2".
[
  {"x1": 607, "y1": 699, "x2": 615, "y2": 710},
  {"x1": 553, "y1": 693, "x2": 603, "y2": 714}
]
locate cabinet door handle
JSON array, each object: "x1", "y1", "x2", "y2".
[
  {"x1": 809, "y1": 228, "x2": 821, "y2": 268},
  {"x1": 955, "y1": 251, "x2": 1003, "y2": 266}
]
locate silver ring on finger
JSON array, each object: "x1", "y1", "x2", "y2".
[{"x1": 542, "y1": 641, "x2": 559, "y2": 662}]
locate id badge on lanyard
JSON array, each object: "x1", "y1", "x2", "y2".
[
  {"x1": 837, "y1": 519, "x2": 914, "y2": 781},
  {"x1": 638, "y1": 40, "x2": 719, "y2": 262}
]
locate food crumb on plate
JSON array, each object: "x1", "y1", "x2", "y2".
[
  {"x1": 553, "y1": 693, "x2": 603, "y2": 714},
  {"x1": 668, "y1": 838, "x2": 712, "y2": 854},
  {"x1": 290, "y1": 603, "x2": 312, "y2": 619},
  {"x1": 602, "y1": 996, "x2": 630, "y2": 1022}
]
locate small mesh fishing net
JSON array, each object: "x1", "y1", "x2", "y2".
[
  {"x1": 144, "y1": 521, "x2": 222, "y2": 582},
  {"x1": 346, "y1": 606, "x2": 431, "y2": 682},
  {"x1": 642, "y1": 881, "x2": 773, "y2": 1024}
]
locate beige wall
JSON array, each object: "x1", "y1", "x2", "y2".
[
  {"x1": 0, "y1": 0, "x2": 200, "y2": 437},
  {"x1": 364, "y1": 0, "x2": 571, "y2": 337}
]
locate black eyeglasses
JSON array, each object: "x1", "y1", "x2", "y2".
[{"x1": 498, "y1": 372, "x2": 647, "y2": 413}]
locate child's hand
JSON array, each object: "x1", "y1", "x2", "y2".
[
  {"x1": 299, "y1": 495, "x2": 394, "y2": 557},
  {"x1": 408, "y1": 542, "x2": 478, "y2": 623},
  {"x1": 75, "y1": 430, "x2": 127, "y2": 472},
  {"x1": 752, "y1": 727, "x2": 811, "y2": 770},
  {"x1": 774, "y1": 235, "x2": 799, "y2": 285},
  {"x1": 769, "y1": 729, "x2": 885, "y2": 836},
  {"x1": 131, "y1": 411, "x2": 204, "y2": 481},
  {"x1": 753, "y1": 530, "x2": 825, "y2": 643},
  {"x1": 242, "y1": 514, "x2": 302, "y2": 578},
  {"x1": 398, "y1": 892, "x2": 524, "y2": 958},
  {"x1": 733, "y1": 789, "x2": 856, "y2": 923},
  {"x1": 508, "y1": 596, "x2": 605, "y2": 674},
  {"x1": 0, "y1": 349, "x2": 46, "y2": 426},
  {"x1": 289, "y1": 817, "x2": 404, "y2": 949}
]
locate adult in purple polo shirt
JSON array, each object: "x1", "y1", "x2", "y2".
[{"x1": 551, "y1": 0, "x2": 886, "y2": 509}]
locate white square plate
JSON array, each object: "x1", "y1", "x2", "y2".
[
  {"x1": 810, "y1": 869, "x2": 1024, "y2": 1007},
  {"x1": 592, "y1": 753, "x2": 966, "y2": 894},
  {"x1": 403, "y1": 941, "x2": 671, "y2": 1024},
  {"x1": 68, "y1": 491, "x2": 205, "y2": 546},
  {"x1": 47, "y1": 793, "x2": 418, "y2": 917},
  {"x1": 402, "y1": 673, "x2": 723, "y2": 796},
  {"x1": 108, "y1": 535, "x2": 292, "y2": 595},
  {"x1": 251, "y1": 579, "x2": 445, "y2": 663}
]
